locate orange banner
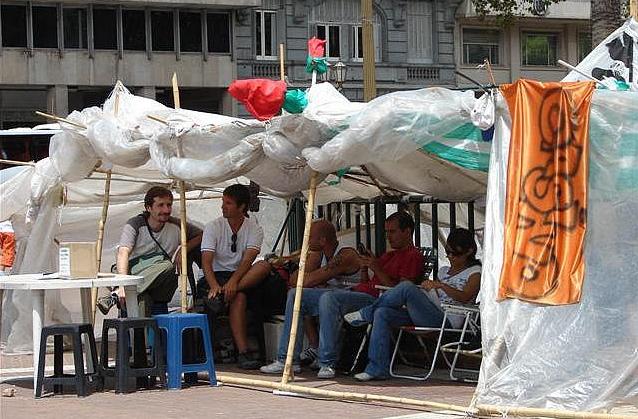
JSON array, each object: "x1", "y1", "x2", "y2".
[{"x1": 498, "y1": 80, "x2": 595, "y2": 305}]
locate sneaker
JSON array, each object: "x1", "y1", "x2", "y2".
[
  {"x1": 354, "y1": 372, "x2": 375, "y2": 382},
  {"x1": 308, "y1": 358, "x2": 321, "y2": 371},
  {"x1": 260, "y1": 360, "x2": 301, "y2": 374},
  {"x1": 96, "y1": 292, "x2": 119, "y2": 315},
  {"x1": 344, "y1": 310, "x2": 368, "y2": 327},
  {"x1": 317, "y1": 366, "x2": 336, "y2": 379},
  {"x1": 237, "y1": 352, "x2": 261, "y2": 370},
  {"x1": 354, "y1": 372, "x2": 387, "y2": 382},
  {"x1": 299, "y1": 347, "x2": 318, "y2": 365}
]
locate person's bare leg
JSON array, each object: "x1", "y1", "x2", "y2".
[
  {"x1": 229, "y1": 292, "x2": 249, "y2": 353},
  {"x1": 237, "y1": 260, "x2": 272, "y2": 291}
]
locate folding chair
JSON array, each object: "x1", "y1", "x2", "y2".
[
  {"x1": 347, "y1": 246, "x2": 437, "y2": 374},
  {"x1": 389, "y1": 303, "x2": 481, "y2": 382}
]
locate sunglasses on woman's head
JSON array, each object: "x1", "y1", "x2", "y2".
[{"x1": 231, "y1": 233, "x2": 237, "y2": 253}]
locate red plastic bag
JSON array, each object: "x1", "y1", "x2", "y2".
[
  {"x1": 308, "y1": 37, "x2": 326, "y2": 58},
  {"x1": 228, "y1": 79, "x2": 287, "y2": 121}
]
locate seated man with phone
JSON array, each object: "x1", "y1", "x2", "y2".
[{"x1": 309, "y1": 211, "x2": 424, "y2": 379}]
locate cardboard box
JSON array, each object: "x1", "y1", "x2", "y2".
[
  {"x1": 58, "y1": 242, "x2": 98, "y2": 279},
  {"x1": 263, "y1": 315, "x2": 309, "y2": 362}
]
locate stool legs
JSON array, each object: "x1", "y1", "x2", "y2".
[
  {"x1": 166, "y1": 326, "x2": 183, "y2": 390},
  {"x1": 53, "y1": 335, "x2": 64, "y2": 394},
  {"x1": 115, "y1": 325, "x2": 131, "y2": 393},
  {"x1": 201, "y1": 325, "x2": 217, "y2": 386},
  {"x1": 35, "y1": 331, "x2": 48, "y2": 398},
  {"x1": 72, "y1": 332, "x2": 87, "y2": 397}
]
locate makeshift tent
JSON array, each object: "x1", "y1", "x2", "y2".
[{"x1": 1, "y1": 53, "x2": 637, "y2": 413}]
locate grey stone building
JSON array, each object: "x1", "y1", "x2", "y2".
[
  {"x1": 234, "y1": 0, "x2": 462, "y2": 103},
  {"x1": 0, "y1": 0, "x2": 460, "y2": 132},
  {"x1": 0, "y1": 0, "x2": 258, "y2": 130}
]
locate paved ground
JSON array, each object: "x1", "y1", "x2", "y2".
[
  {"x1": 3, "y1": 352, "x2": 636, "y2": 419},
  {"x1": 0, "y1": 351, "x2": 475, "y2": 419}
]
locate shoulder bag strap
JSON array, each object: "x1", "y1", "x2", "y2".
[{"x1": 142, "y1": 215, "x2": 172, "y2": 261}]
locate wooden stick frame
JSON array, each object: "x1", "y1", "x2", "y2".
[
  {"x1": 215, "y1": 375, "x2": 636, "y2": 419},
  {"x1": 91, "y1": 84, "x2": 120, "y2": 321},
  {"x1": 280, "y1": 172, "x2": 318, "y2": 384},
  {"x1": 172, "y1": 73, "x2": 190, "y2": 313}
]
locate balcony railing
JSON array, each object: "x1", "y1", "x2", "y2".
[
  {"x1": 407, "y1": 66, "x2": 440, "y2": 80},
  {"x1": 252, "y1": 63, "x2": 280, "y2": 78}
]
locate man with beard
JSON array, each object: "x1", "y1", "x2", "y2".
[{"x1": 115, "y1": 186, "x2": 202, "y2": 317}]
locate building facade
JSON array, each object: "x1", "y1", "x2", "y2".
[
  {"x1": 0, "y1": 0, "x2": 592, "y2": 130},
  {"x1": 234, "y1": 0, "x2": 463, "y2": 104},
  {"x1": 454, "y1": 0, "x2": 591, "y2": 87},
  {"x1": 0, "y1": 0, "x2": 262, "y2": 129}
]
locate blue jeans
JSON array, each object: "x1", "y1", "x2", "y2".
[
  {"x1": 318, "y1": 290, "x2": 376, "y2": 368},
  {"x1": 361, "y1": 281, "x2": 446, "y2": 377},
  {"x1": 277, "y1": 288, "x2": 331, "y2": 362}
]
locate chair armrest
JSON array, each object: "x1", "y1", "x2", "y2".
[{"x1": 441, "y1": 303, "x2": 480, "y2": 314}]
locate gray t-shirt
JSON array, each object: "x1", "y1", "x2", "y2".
[
  {"x1": 201, "y1": 216, "x2": 263, "y2": 272},
  {"x1": 118, "y1": 215, "x2": 202, "y2": 261}
]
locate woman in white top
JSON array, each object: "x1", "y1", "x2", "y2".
[{"x1": 344, "y1": 228, "x2": 481, "y2": 381}]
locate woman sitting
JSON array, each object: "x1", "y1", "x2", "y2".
[{"x1": 344, "y1": 227, "x2": 481, "y2": 381}]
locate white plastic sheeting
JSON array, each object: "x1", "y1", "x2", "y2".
[
  {"x1": 303, "y1": 88, "x2": 477, "y2": 173},
  {"x1": 1, "y1": 175, "x2": 288, "y2": 352},
  {"x1": 477, "y1": 90, "x2": 638, "y2": 411},
  {"x1": 563, "y1": 18, "x2": 638, "y2": 91}
]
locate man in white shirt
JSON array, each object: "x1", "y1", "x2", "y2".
[
  {"x1": 199, "y1": 184, "x2": 264, "y2": 369},
  {"x1": 116, "y1": 186, "x2": 202, "y2": 317}
]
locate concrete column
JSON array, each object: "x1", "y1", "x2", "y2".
[
  {"x1": 221, "y1": 90, "x2": 237, "y2": 117},
  {"x1": 566, "y1": 24, "x2": 579, "y2": 66},
  {"x1": 136, "y1": 86, "x2": 156, "y2": 100},
  {"x1": 509, "y1": 27, "x2": 521, "y2": 82},
  {"x1": 47, "y1": 85, "x2": 69, "y2": 117}
]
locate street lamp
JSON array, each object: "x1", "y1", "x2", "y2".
[{"x1": 331, "y1": 61, "x2": 347, "y2": 91}]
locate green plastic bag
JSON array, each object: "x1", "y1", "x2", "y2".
[
  {"x1": 305, "y1": 55, "x2": 328, "y2": 74},
  {"x1": 282, "y1": 89, "x2": 308, "y2": 114}
]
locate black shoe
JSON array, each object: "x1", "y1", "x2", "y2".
[
  {"x1": 96, "y1": 292, "x2": 119, "y2": 315},
  {"x1": 237, "y1": 352, "x2": 261, "y2": 370}
]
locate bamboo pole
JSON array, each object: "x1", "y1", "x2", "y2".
[
  {"x1": 171, "y1": 73, "x2": 189, "y2": 313},
  {"x1": 483, "y1": 59, "x2": 497, "y2": 86},
  {"x1": 0, "y1": 159, "x2": 35, "y2": 167},
  {"x1": 280, "y1": 172, "x2": 319, "y2": 384},
  {"x1": 361, "y1": 0, "x2": 376, "y2": 101},
  {"x1": 217, "y1": 374, "x2": 472, "y2": 414},
  {"x1": 216, "y1": 375, "x2": 637, "y2": 419},
  {"x1": 35, "y1": 111, "x2": 86, "y2": 130},
  {"x1": 279, "y1": 43, "x2": 285, "y2": 82},
  {"x1": 475, "y1": 404, "x2": 637, "y2": 419},
  {"x1": 147, "y1": 114, "x2": 169, "y2": 125},
  {"x1": 91, "y1": 88, "x2": 120, "y2": 321}
]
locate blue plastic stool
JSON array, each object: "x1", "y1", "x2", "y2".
[{"x1": 154, "y1": 313, "x2": 217, "y2": 390}]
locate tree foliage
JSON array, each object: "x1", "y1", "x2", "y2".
[
  {"x1": 473, "y1": 0, "x2": 630, "y2": 28},
  {"x1": 472, "y1": 0, "x2": 564, "y2": 24}
]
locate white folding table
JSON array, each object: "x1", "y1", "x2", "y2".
[{"x1": 0, "y1": 273, "x2": 143, "y2": 395}]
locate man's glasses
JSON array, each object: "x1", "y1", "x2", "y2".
[{"x1": 231, "y1": 233, "x2": 237, "y2": 253}]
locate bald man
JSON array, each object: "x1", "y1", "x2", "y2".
[{"x1": 260, "y1": 219, "x2": 361, "y2": 375}]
